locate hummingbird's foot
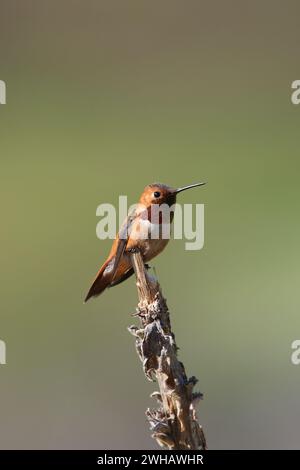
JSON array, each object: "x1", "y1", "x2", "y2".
[
  {"x1": 128, "y1": 247, "x2": 140, "y2": 254},
  {"x1": 144, "y1": 263, "x2": 151, "y2": 270}
]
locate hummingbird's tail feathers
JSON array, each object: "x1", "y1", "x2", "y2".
[
  {"x1": 84, "y1": 257, "x2": 114, "y2": 302},
  {"x1": 109, "y1": 267, "x2": 134, "y2": 287},
  {"x1": 84, "y1": 255, "x2": 134, "y2": 302}
]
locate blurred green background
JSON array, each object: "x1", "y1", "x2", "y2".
[{"x1": 1, "y1": 0, "x2": 300, "y2": 449}]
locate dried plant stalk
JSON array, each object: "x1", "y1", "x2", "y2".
[{"x1": 128, "y1": 251, "x2": 207, "y2": 450}]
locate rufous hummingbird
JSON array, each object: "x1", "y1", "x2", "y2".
[{"x1": 84, "y1": 182, "x2": 205, "y2": 302}]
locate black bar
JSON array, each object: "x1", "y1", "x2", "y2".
[{"x1": 0, "y1": 450, "x2": 298, "y2": 468}]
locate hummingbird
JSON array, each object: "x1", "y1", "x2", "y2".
[{"x1": 84, "y1": 182, "x2": 205, "y2": 302}]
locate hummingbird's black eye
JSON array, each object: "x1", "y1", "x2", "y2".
[{"x1": 154, "y1": 191, "x2": 161, "y2": 198}]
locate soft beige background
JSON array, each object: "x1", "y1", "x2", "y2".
[{"x1": 0, "y1": 0, "x2": 300, "y2": 449}]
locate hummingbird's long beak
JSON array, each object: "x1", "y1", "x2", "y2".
[{"x1": 175, "y1": 182, "x2": 206, "y2": 194}]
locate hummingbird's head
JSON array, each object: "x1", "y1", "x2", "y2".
[
  {"x1": 139, "y1": 182, "x2": 206, "y2": 207},
  {"x1": 139, "y1": 183, "x2": 176, "y2": 207}
]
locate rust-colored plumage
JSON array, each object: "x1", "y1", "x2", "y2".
[{"x1": 84, "y1": 182, "x2": 205, "y2": 302}]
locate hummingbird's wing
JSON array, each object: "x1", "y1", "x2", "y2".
[
  {"x1": 111, "y1": 209, "x2": 136, "y2": 281},
  {"x1": 84, "y1": 211, "x2": 136, "y2": 302}
]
